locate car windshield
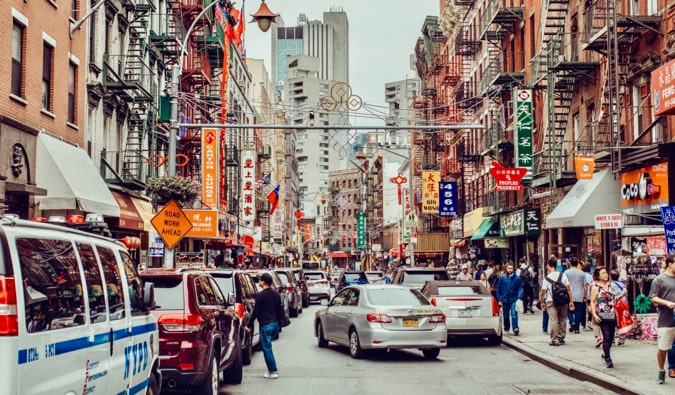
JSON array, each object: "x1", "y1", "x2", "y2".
[
  {"x1": 277, "y1": 272, "x2": 291, "y2": 284},
  {"x1": 147, "y1": 277, "x2": 185, "y2": 309},
  {"x1": 402, "y1": 272, "x2": 448, "y2": 284},
  {"x1": 344, "y1": 273, "x2": 368, "y2": 284},
  {"x1": 306, "y1": 273, "x2": 325, "y2": 281},
  {"x1": 436, "y1": 286, "x2": 488, "y2": 296},
  {"x1": 367, "y1": 288, "x2": 430, "y2": 306}
]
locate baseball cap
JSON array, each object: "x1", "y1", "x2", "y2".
[{"x1": 260, "y1": 272, "x2": 274, "y2": 285}]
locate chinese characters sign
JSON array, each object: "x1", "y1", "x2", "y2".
[
  {"x1": 421, "y1": 171, "x2": 440, "y2": 214},
  {"x1": 240, "y1": 150, "x2": 256, "y2": 222},
  {"x1": 201, "y1": 128, "x2": 218, "y2": 208},
  {"x1": 439, "y1": 181, "x2": 457, "y2": 217},
  {"x1": 357, "y1": 213, "x2": 366, "y2": 249},
  {"x1": 651, "y1": 57, "x2": 675, "y2": 116},
  {"x1": 513, "y1": 88, "x2": 533, "y2": 180},
  {"x1": 489, "y1": 161, "x2": 528, "y2": 191},
  {"x1": 500, "y1": 208, "x2": 540, "y2": 236},
  {"x1": 184, "y1": 209, "x2": 218, "y2": 238}
]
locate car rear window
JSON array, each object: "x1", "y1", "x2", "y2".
[
  {"x1": 305, "y1": 272, "x2": 325, "y2": 281},
  {"x1": 436, "y1": 286, "x2": 488, "y2": 296},
  {"x1": 402, "y1": 271, "x2": 448, "y2": 284},
  {"x1": 367, "y1": 288, "x2": 430, "y2": 306},
  {"x1": 145, "y1": 277, "x2": 185, "y2": 310},
  {"x1": 343, "y1": 273, "x2": 368, "y2": 284},
  {"x1": 276, "y1": 271, "x2": 291, "y2": 284}
]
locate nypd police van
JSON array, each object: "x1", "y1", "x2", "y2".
[{"x1": 0, "y1": 214, "x2": 161, "y2": 394}]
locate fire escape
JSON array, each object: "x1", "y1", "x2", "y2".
[
  {"x1": 102, "y1": 0, "x2": 157, "y2": 188},
  {"x1": 581, "y1": 0, "x2": 662, "y2": 171}
]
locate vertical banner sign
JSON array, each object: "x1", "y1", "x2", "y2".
[
  {"x1": 514, "y1": 88, "x2": 533, "y2": 181},
  {"x1": 575, "y1": 155, "x2": 595, "y2": 180},
  {"x1": 660, "y1": 206, "x2": 675, "y2": 254},
  {"x1": 219, "y1": 129, "x2": 227, "y2": 208},
  {"x1": 439, "y1": 181, "x2": 457, "y2": 217},
  {"x1": 240, "y1": 150, "x2": 256, "y2": 222},
  {"x1": 201, "y1": 128, "x2": 218, "y2": 208},
  {"x1": 421, "y1": 171, "x2": 440, "y2": 214},
  {"x1": 357, "y1": 213, "x2": 366, "y2": 249}
]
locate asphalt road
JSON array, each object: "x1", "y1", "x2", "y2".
[{"x1": 218, "y1": 303, "x2": 610, "y2": 395}]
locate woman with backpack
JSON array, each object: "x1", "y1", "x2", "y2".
[{"x1": 590, "y1": 267, "x2": 618, "y2": 368}]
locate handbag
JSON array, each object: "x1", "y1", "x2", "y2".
[
  {"x1": 598, "y1": 311, "x2": 616, "y2": 321},
  {"x1": 516, "y1": 299, "x2": 524, "y2": 314}
]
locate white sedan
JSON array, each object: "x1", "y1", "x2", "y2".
[{"x1": 305, "y1": 270, "x2": 331, "y2": 302}]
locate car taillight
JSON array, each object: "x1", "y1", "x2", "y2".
[
  {"x1": 235, "y1": 303, "x2": 245, "y2": 319},
  {"x1": 430, "y1": 297, "x2": 437, "y2": 306},
  {"x1": 285, "y1": 285, "x2": 295, "y2": 293},
  {"x1": 0, "y1": 277, "x2": 18, "y2": 336},
  {"x1": 159, "y1": 314, "x2": 202, "y2": 332},
  {"x1": 492, "y1": 298, "x2": 500, "y2": 316},
  {"x1": 366, "y1": 313, "x2": 392, "y2": 323},
  {"x1": 429, "y1": 313, "x2": 446, "y2": 323}
]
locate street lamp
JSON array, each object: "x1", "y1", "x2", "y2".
[{"x1": 250, "y1": 0, "x2": 279, "y2": 33}]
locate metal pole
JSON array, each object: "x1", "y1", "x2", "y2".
[{"x1": 176, "y1": 123, "x2": 486, "y2": 130}]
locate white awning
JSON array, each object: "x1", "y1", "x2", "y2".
[
  {"x1": 546, "y1": 169, "x2": 620, "y2": 228},
  {"x1": 35, "y1": 133, "x2": 120, "y2": 217}
]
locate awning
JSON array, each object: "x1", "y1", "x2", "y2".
[
  {"x1": 414, "y1": 233, "x2": 451, "y2": 252},
  {"x1": 546, "y1": 169, "x2": 620, "y2": 228},
  {"x1": 328, "y1": 252, "x2": 349, "y2": 258},
  {"x1": 111, "y1": 191, "x2": 144, "y2": 231},
  {"x1": 130, "y1": 196, "x2": 154, "y2": 232},
  {"x1": 35, "y1": 133, "x2": 119, "y2": 217},
  {"x1": 471, "y1": 218, "x2": 504, "y2": 240}
]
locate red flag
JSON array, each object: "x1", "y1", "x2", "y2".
[{"x1": 266, "y1": 184, "x2": 280, "y2": 215}]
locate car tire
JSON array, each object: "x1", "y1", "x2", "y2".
[
  {"x1": 422, "y1": 348, "x2": 440, "y2": 360},
  {"x1": 146, "y1": 371, "x2": 159, "y2": 395},
  {"x1": 317, "y1": 321, "x2": 329, "y2": 348},
  {"x1": 223, "y1": 344, "x2": 243, "y2": 384},
  {"x1": 302, "y1": 297, "x2": 310, "y2": 308},
  {"x1": 349, "y1": 329, "x2": 363, "y2": 359},
  {"x1": 488, "y1": 334, "x2": 502, "y2": 346},
  {"x1": 197, "y1": 354, "x2": 219, "y2": 395},
  {"x1": 289, "y1": 303, "x2": 299, "y2": 317},
  {"x1": 242, "y1": 332, "x2": 253, "y2": 365}
]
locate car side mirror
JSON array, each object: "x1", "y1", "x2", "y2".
[
  {"x1": 143, "y1": 282, "x2": 157, "y2": 310},
  {"x1": 227, "y1": 292, "x2": 236, "y2": 306},
  {"x1": 320, "y1": 298, "x2": 329, "y2": 306}
]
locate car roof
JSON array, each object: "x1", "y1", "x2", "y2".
[
  {"x1": 139, "y1": 267, "x2": 210, "y2": 278},
  {"x1": 421, "y1": 280, "x2": 489, "y2": 293},
  {"x1": 343, "y1": 284, "x2": 413, "y2": 291}
]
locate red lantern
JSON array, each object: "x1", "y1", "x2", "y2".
[
  {"x1": 121, "y1": 236, "x2": 141, "y2": 250},
  {"x1": 294, "y1": 210, "x2": 304, "y2": 230},
  {"x1": 389, "y1": 173, "x2": 408, "y2": 205}
]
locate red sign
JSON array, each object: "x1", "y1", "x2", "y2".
[
  {"x1": 488, "y1": 161, "x2": 527, "y2": 191},
  {"x1": 651, "y1": 58, "x2": 675, "y2": 116}
]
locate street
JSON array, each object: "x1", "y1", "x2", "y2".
[{"x1": 219, "y1": 304, "x2": 609, "y2": 395}]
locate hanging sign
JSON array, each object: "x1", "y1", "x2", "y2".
[
  {"x1": 201, "y1": 128, "x2": 218, "y2": 208},
  {"x1": 660, "y1": 205, "x2": 675, "y2": 254},
  {"x1": 240, "y1": 150, "x2": 256, "y2": 222},
  {"x1": 357, "y1": 213, "x2": 366, "y2": 249},
  {"x1": 489, "y1": 161, "x2": 528, "y2": 191},
  {"x1": 439, "y1": 181, "x2": 457, "y2": 217},
  {"x1": 421, "y1": 171, "x2": 440, "y2": 213},
  {"x1": 514, "y1": 88, "x2": 533, "y2": 181},
  {"x1": 575, "y1": 155, "x2": 595, "y2": 180}
]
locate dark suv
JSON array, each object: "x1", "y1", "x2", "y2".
[
  {"x1": 207, "y1": 268, "x2": 259, "y2": 365},
  {"x1": 140, "y1": 268, "x2": 243, "y2": 394},
  {"x1": 274, "y1": 268, "x2": 303, "y2": 317},
  {"x1": 288, "y1": 267, "x2": 310, "y2": 308},
  {"x1": 392, "y1": 267, "x2": 450, "y2": 290},
  {"x1": 336, "y1": 270, "x2": 369, "y2": 292}
]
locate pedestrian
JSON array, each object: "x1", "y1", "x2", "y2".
[
  {"x1": 478, "y1": 271, "x2": 490, "y2": 290},
  {"x1": 582, "y1": 262, "x2": 594, "y2": 331},
  {"x1": 474, "y1": 263, "x2": 485, "y2": 281},
  {"x1": 565, "y1": 257, "x2": 587, "y2": 334},
  {"x1": 516, "y1": 258, "x2": 535, "y2": 314},
  {"x1": 488, "y1": 264, "x2": 501, "y2": 299},
  {"x1": 611, "y1": 270, "x2": 629, "y2": 346},
  {"x1": 495, "y1": 262, "x2": 524, "y2": 336},
  {"x1": 648, "y1": 254, "x2": 675, "y2": 384},
  {"x1": 590, "y1": 266, "x2": 617, "y2": 368},
  {"x1": 245, "y1": 272, "x2": 284, "y2": 379},
  {"x1": 457, "y1": 264, "x2": 473, "y2": 280},
  {"x1": 540, "y1": 258, "x2": 574, "y2": 346}
]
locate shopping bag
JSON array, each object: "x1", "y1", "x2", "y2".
[
  {"x1": 516, "y1": 299, "x2": 524, "y2": 314},
  {"x1": 615, "y1": 300, "x2": 634, "y2": 336}
]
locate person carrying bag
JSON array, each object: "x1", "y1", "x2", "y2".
[{"x1": 590, "y1": 267, "x2": 617, "y2": 368}]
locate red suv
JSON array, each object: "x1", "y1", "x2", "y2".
[{"x1": 140, "y1": 268, "x2": 243, "y2": 394}]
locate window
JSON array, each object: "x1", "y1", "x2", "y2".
[
  {"x1": 76, "y1": 243, "x2": 107, "y2": 322},
  {"x1": 97, "y1": 246, "x2": 127, "y2": 320},
  {"x1": 42, "y1": 43, "x2": 54, "y2": 112},
  {"x1": 11, "y1": 22, "x2": 24, "y2": 97},
  {"x1": 120, "y1": 251, "x2": 146, "y2": 315},
  {"x1": 68, "y1": 62, "x2": 77, "y2": 123},
  {"x1": 71, "y1": 0, "x2": 78, "y2": 20}
]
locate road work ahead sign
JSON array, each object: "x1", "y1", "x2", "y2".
[{"x1": 151, "y1": 200, "x2": 193, "y2": 249}]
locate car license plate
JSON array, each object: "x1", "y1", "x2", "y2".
[
  {"x1": 402, "y1": 319, "x2": 418, "y2": 327},
  {"x1": 458, "y1": 309, "x2": 472, "y2": 318}
]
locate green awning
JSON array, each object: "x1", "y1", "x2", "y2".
[{"x1": 470, "y1": 217, "x2": 504, "y2": 240}]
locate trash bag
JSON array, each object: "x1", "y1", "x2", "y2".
[
  {"x1": 516, "y1": 299, "x2": 524, "y2": 314},
  {"x1": 615, "y1": 299, "x2": 634, "y2": 336}
]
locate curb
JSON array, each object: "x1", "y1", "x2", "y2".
[{"x1": 501, "y1": 337, "x2": 641, "y2": 395}]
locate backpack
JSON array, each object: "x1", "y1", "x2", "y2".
[
  {"x1": 519, "y1": 267, "x2": 532, "y2": 287},
  {"x1": 545, "y1": 272, "x2": 570, "y2": 306}
]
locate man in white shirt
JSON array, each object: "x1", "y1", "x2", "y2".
[{"x1": 456, "y1": 264, "x2": 473, "y2": 281}]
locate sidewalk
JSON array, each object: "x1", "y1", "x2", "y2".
[{"x1": 501, "y1": 311, "x2": 671, "y2": 395}]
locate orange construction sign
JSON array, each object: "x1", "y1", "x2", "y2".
[{"x1": 150, "y1": 200, "x2": 193, "y2": 249}]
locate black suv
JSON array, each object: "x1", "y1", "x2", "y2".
[
  {"x1": 392, "y1": 267, "x2": 450, "y2": 290},
  {"x1": 207, "y1": 269, "x2": 259, "y2": 365},
  {"x1": 288, "y1": 267, "x2": 310, "y2": 308},
  {"x1": 140, "y1": 268, "x2": 243, "y2": 394}
]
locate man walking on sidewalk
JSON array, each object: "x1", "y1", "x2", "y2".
[
  {"x1": 540, "y1": 258, "x2": 574, "y2": 346},
  {"x1": 565, "y1": 257, "x2": 587, "y2": 333},
  {"x1": 496, "y1": 262, "x2": 524, "y2": 336},
  {"x1": 649, "y1": 254, "x2": 675, "y2": 384}
]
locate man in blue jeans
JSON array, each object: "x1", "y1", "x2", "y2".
[
  {"x1": 496, "y1": 262, "x2": 524, "y2": 335},
  {"x1": 246, "y1": 273, "x2": 283, "y2": 378}
]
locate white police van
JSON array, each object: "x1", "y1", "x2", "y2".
[{"x1": 0, "y1": 214, "x2": 161, "y2": 394}]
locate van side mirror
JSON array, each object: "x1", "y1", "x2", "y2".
[
  {"x1": 227, "y1": 292, "x2": 236, "y2": 306},
  {"x1": 143, "y1": 282, "x2": 157, "y2": 310}
]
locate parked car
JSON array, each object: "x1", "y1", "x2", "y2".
[
  {"x1": 421, "y1": 280, "x2": 502, "y2": 345},
  {"x1": 336, "y1": 270, "x2": 369, "y2": 292},
  {"x1": 274, "y1": 268, "x2": 303, "y2": 317},
  {"x1": 365, "y1": 270, "x2": 386, "y2": 284},
  {"x1": 206, "y1": 268, "x2": 260, "y2": 365},
  {"x1": 139, "y1": 268, "x2": 243, "y2": 394},
  {"x1": 314, "y1": 285, "x2": 447, "y2": 359},
  {"x1": 249, "y1": 269, "x2": 290, "y2": 322},
  {"x1": 330, "y1": 267, "x2": 344, "y2": 287},
  {"x1": 304, "y1": 270, "x2": 331, "y2": 302},
  {"x1": 288, "y1": 267, "x2": 310, "y2": 308},
  {"x1": 392, "y1": 267, "x2": 450, "y2": 290}
]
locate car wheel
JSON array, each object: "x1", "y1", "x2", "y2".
[
  {"x1": 289, "y1": 303, "x2": 299, "y2": 317},
  {"x1": 317, "y1": 321, "x2": 329, "y2": 348},
  {"x1": 302, "y1": 297, "x2": 310, "y2": 308},
  {"x1": 197, "y1": 355, "x2": 219, "y2": 395},
  {"x1": 349, "y1": 329, "x2": 363, "y2": 359},
  {"x1": 422, "y1": 348, "x2": 440, "y2": 360},
  {"x1": 488, "y1": 334, "x2": 502, "y2": 346},
  {"x1": 242, "y1": 331, "x2": 253, "y2": 365},
  {"x1": 145, "y1": 371, "x2": 159, "y2": 395},
  {"x1": 223, "y1": 344, "x2": 243, "y2": 384}
]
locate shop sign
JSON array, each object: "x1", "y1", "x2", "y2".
[
  {"x1": 201, "y1": 128, "x2": 218, "y2": 208},
  {"x1": 513, "y1": 88, "x2": 533, "y2": 181},
  {"x1": 463, "y1": 207, "x2": 485, "y2": 238},
  {"x1": 651, "y1": 57, "x2": 675, "y2": 116},
  {"x1": 646, "y1": 235, "x2": 667, "y2": 256},
  {"x1": 489, "y1": 161, "x2": 528, "y2": 191},
  {"x1": 524, "y1": 208, "x2": 541, "y2": 235},
  {"x1": 484, "y1": 238, "x2": 508, "y2": 249},
  {"x1": 660, "y1": 205, "x2": 675, "y2": 254},
  {"x1": 594, "y1": 214, "x2": 622, "y2": 230},
  {"x1": 421, "y1": 171, "x2": 440, "y2": 214},
  {"x1": 184, "y1": 209, "x2": 218, "y2": 238},
  {"x1": 357, "y1": 213, "x2": 366, "y2": 249},
  {"x1": 439, "y1": 181, "x2": 457, "y2": 217},
  {"x1": 501, "y1": 210, "x2": 524, "y2": 237},
  {"x1": 621, "y1": 162, "x2": 668, "y2": 214},
  {"x1": 451, "y1": 218, "x2": 463, "y2": 239},
  {"x1": 240, "y1": 150, "x2": 256, "y2": 222}
]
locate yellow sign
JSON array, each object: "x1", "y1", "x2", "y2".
[
  {"x1": 150, "y1": 200, "x2": 193, "y2": 249},
  {"x1": 184, "y1": 209, "x2": 218, "y2": 238},
  {"x1": 421, "y1": 171, "x2": 440, "y2": 214}
]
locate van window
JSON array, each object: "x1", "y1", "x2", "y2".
[
  {"x1": 97, "y1": 246, "x2": 127, "y2": 320},
  {"x1": 76, "y1": 242, "x2": 107, "y2": 322},
  {"x1": 120, "y1": 251, "x2": 146, "y2": 315},
  {"x1": 195, "y1": 276, "x2": 224, "y2": 306},
  {"x1": 17, "y1": 238, "x2": 86, "y2": 332}
]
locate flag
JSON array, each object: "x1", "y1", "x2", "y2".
[{"x1": 266, "y1": 184, "x2": 280, "y2": 215}]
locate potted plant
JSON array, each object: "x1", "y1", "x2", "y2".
[{"x1": 145, "y1": 175, "x2": 201, "y2": 207}]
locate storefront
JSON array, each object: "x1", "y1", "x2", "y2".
[
  {"x1": 470, "y1": 216, "x2": 506, "y2": 264},
  {"x1": 500, "y1": 208, "x2": 541, "y2": 268}
]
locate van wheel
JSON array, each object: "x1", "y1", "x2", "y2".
[
  {"x1": 242, "y1": 332, "x2": 253, "y2": 365},
  {"x1": 197, "y1": 355, "x2": 219, "y2": 395},
  {"x1": 146, "y1": 371, "x2": 159, "y2": 395},
  {"x1": 223, "y1": 344, "x2": 243, "y2": 384}
]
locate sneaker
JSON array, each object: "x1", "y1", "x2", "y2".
[
  {"x1": 558, "y1": 337, "x2": 565, "y2": 345},
  {"x1": 595, "y1": 337, "x2": 603, "y2": 348},
  {"x1": 668, "y1": 369, "x2": 675, "y2": 379},
  {"x1": 605, "y1": 358, "x2": 613, "y2": 368},
  {"x1": 549, "y1": 340, "x2": 560, "y2": 346},
  {"x1": 264, "y1": 371, "x2": 280, "y2": 379},
  {"x1": 574, "y1": 330, "x2": 580, "y2": 334},
  {"x1": 513, "y1": 328, "x2": 520, "y2": 336},
  {"x1": 657, "y1": 370, "x2": 666, "y2": 384},
  {"x1": 617, "y1": 338, "x2": 625, "y2": 346}
]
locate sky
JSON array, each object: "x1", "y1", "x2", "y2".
[{"x1": 242, "y1": 0, "x2": 440, "y2": 125}]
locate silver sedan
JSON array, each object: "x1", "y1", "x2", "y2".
[{"x1": 314, "y1": 284, "x2": 447, "y2": 359}]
